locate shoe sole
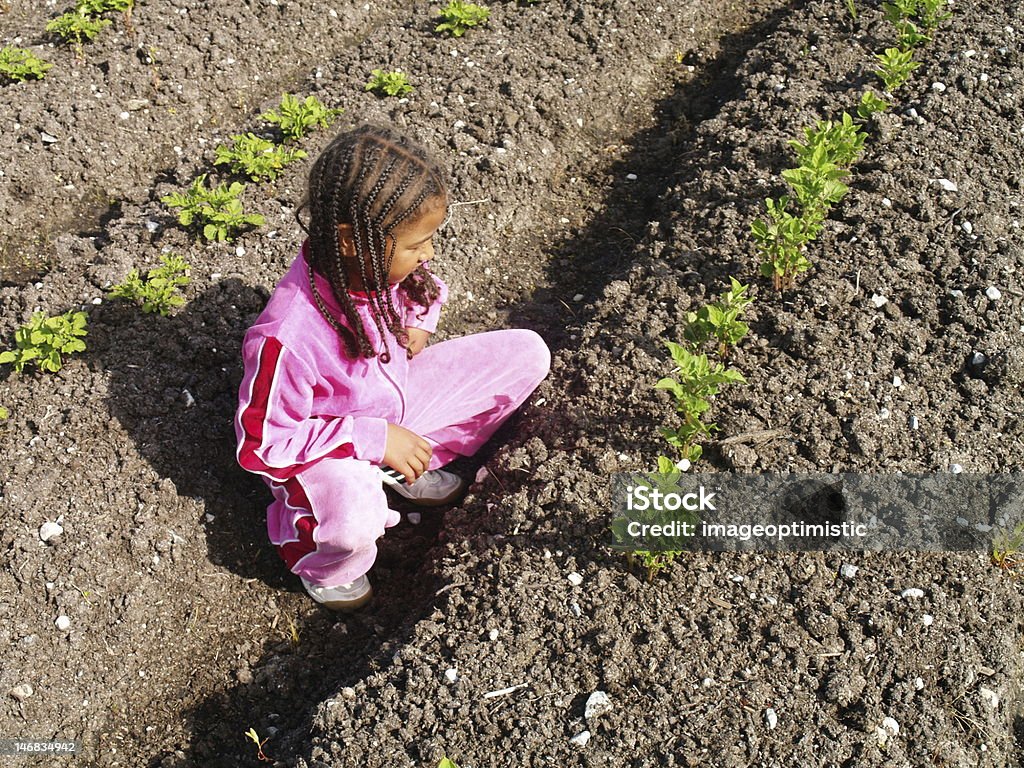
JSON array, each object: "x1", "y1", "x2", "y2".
[{"x1": 380, "y1": 466, "x2": 467, "y2": 507}]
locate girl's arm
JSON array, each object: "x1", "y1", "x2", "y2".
[{"x1": 235, "y1": 336, "x2": 388, "y2": 481}]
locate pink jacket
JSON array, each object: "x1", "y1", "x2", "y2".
[{"x1": 234, "y1": 241, "x2": 448, "y2": 482}]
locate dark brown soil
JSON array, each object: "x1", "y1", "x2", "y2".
[{"x1": 1, "y1": 0, "x2": 1022, "y2": 766}]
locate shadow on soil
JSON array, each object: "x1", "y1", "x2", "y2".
[{"x1": 87, "y1": 4, "x2": 799, "y2": 764}]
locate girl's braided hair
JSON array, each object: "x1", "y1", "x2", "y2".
[{"x1": 296, "y1": 123, "x2": 446, "y2": 362}]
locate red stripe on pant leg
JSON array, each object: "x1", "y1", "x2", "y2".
[
  {"x1": 238, "y1": 337, "x2": 288, "y2": 477},
  {"x1": 278, "y1": 514, "x2": 318, "y2": 571}
]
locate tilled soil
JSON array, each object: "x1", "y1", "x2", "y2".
[{"x1": 0, "y1": 0, "x2": 1022, "y2": 766}]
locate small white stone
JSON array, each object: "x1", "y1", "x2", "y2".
[
  {"x1": 675, "y1": 458, "x2": 691, "y2": 472},
  {"x1": 909, "y1": 415, "x2": 919, "y2": 430},
  {"x1": 986, "y1": 286, "x2": 1002, "y2": 301},
  {"x1": 453, "y1": 120, "x2": 466, "y2": 130},
  {"x1": 980, "y1": 73, "x2": 989, "y2": 83},
  {"x1": 444, "y1": 668, "x2": 458, "y2": 683},
  {"x1": 914, "y1": 677, "x2": 925, "y2": 690},
  {"x1": 980, "y1": 687, "x2": 999, "y2": 708},
  {"x1": 765, "y1": 708, "x2": 778, "y2": 729},
  {"x1": 956, "y1": 516, "x2": 969, "y2": 527},
  {"x1": 870, "y1": 294, "x2": 888, "y2": 308},
  {"x1": 882, "y1": 197, "x2": 892, "y2": 207},
  {"x1": 893, "y1": 375, "x2": 903, "y2": 388},
  {"x1": 950, "y1": 289, "x2": 964, "y2": 298},
  {"x1": 39, "y1": 521, "x2": 64, "y2": 542},
  {"x1": 407, "y1": 512, "x2": 421, "y2": 525},
  {"x1": 572, "y1": 293, "x2": 584, "y2": 302},
  {"x1": 932, "y1": 178, "x2": 958, "y2": 192},
  {"x1": 702, "y1": 677, "x2": 714, "y2": 687},
  {"x1": 40, "y1": 131, "x2": 58, "y2": 144},
  {"x1": 931, "y1": 81, "x2": 946, "y2": 92},
  {"x1": 625, "y1": 173, "x2": 638, "y2": 181},
  {"x1": 145, "y1": 219, "x2": 160, "y2": 233},
  {"x1": 235, "y1": 246, "x2": 246, "y2": 257},
  {"x1": 961, "y1": 220, "x2": 973, "y2": 234},
  {"x1": 91, "y1": 297, "x2": 102, "y2": 305},
  {"x1": 55, "y1": 615, "x2": 71, "y2": 631},
  {"x1": 567, "y1": 572, "x2": 584, "y2": 586},
  {"x1": 585, "y1": 691, "x2": 612, "y2": 719},
  {"x1": 882, "y1": 717, "x2": 900, "y2": 736},
  {"x1": 964, "y1": 49, "x2": 976, "y2": 57},
  {"x1": 182, "y1": 389, "x2": 195, "y2": 408},
  {"x1": 922, "y1": 614, "x2": 934, "y2": 626},
  {"x1": 879, "y1": 407, "x2": 890, "y2": 420},
  {"x1": 10, "y1": 683, "x2": 33, "y2": 701},
  {"x1": 840, "y1": 563, "x2": 859, "y2": 579},
  {"x1": 488, "y1": 628, "x2": 499, "y2": 641},
  {"x1": 119, "y1": 111, "x2": 130, "y2": 120},
  {"x1": 901, "y1": 588, "x2": 925, "y2": 599},
  {"x1": 569, "y1": 730, "x2": 591, "y2": 746},
  {"x1": 951, "y1": 463, "x2": 964, "y2": 474},
  {"x1": 970, "y1": 352, "x2": 987, "y2": 366},
  {"x1": 341, "y1": 686, "x2": 356, "y2": 699}
]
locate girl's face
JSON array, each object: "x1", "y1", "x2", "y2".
[
  {"x1": 338, "y1": 202, "x2": 447, "y2": 289},
  {"x1": 383, "y1": 203, "x2": 447, "y2": 285}
]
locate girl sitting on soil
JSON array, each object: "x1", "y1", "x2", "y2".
[{"x1": 234, "y1": 123, "x2": 550, "y2": 611}]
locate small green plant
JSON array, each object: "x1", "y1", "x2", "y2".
[
  {"x1": 683, "y1": 277, "x2": 753, "y2": 358},
  {"x1": 161, "y1": 174, "x2": 265, "y2": 242},
  {"x1": 655, "y1": 340, "x2": 746, "y2": 463},
  {"x1": 0, "y1": 46, "x2": 52, "y2": 82},
  {"x1": 244, "y1": 728, "x2": 271, "y2": 762},
  {"x1": 438, "y1": 758, "x2": 460, "y2": 768},
  {"x1": 895, "y1": 19, "x2": 929, "y2": 48},
  {"x1": 76, "y1": 0, "x2": 132, "y2": 12},
  {"x1": 435, "y1": 1, "x2": 490, "y2": 37},
  {"x1": 788, "y1": 112, "x2": 866, "y2": 169},
  {"x1": 882, "y1": 0, "x2": 917, "y2": 22},
  {"x1": 364, "y1": 69, "x2": 413, "y2": 97},
  {"x1": 857, "y1": 90, "x2": 891, "y2": 119},
  {"x1": 874, "y1": 47, "x2": 921, "y2": 92},
  {"x1": 752, "y1": 197, "x2": 819, "y2": 291},
  {"x1": 214, "y1": 133, "x2": 307, "y2": 182},
  {"x1": 260, "y1": 93, "x2": 341, "y2": 141},
  {"x1": 993, "y1": 520, "x2": 1024, "y2": 576},
  {"x1": 0, "y1": 406, "x2": 8, "y2": 419},
  {"x1": 845, "y1": 0, "x2": 857, "y2": 19},
  {"x1": 108, "y1": 254, "x2": 190, "y2": 315},
  {"x1": 916, "y1": 0, "x2": 951, "y2": 32},
  {"x1": 46, "y1": 11, "x2": 111, "y2": 56},
  {"x1": 0, "y1": 311, "x2": 88, "y2": 373},
  {"x1": 781, "y1": 150, "x2": 850, "y2": 221}
]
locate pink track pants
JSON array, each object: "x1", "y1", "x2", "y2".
[{"x1": 272, "y1": 329, "x2": 550, "y2": 586}]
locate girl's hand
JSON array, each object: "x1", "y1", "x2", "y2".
[
  {"x1": 383, "y1": 423, "x2": 432, "y2": 483},
  {"x1": 405, "y1": 327, "x2": 430, "y2": 356}
]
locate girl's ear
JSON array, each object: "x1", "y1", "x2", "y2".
[{"x1": 336, "y1": 223, "x2": 357, "y2": 258}]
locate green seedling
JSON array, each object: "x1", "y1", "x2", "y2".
[
  {"x1": 438, "y1": 758, "x2": 460, "y2": 768},
  {"x1": 614, "y1": 465, "x2": 692, "y2": 581},
  {"x1": 365, "y1": 69, "x2": 413, "y2": 97},
  {"x1": 875, "y1": 47, "x2": 921, "y2": 92},
  {"x1": 895, "y1": 19, "x2": 929, "y2": 48},
  {"x1": 0, "y1": 311, "x2": 88, "y2": 373},
  {"x1": 655, "y1": 340, "x2": 746, "y2": 462},
  {"x1": 882, "y1": 0, "x2": 917, "y2": 22},
  {"x1": 845, "y1": 0, "x2": 856, "y2": 19},
  {"x1": 0, "y1": 406, "x2": 8, "y2": 419},
  {"x1": 244, "y1": 728, "x2": 271, "y2": 762},
  {"x1": 788, "y1": 112, "x2": 866, "y2": 169},
  {"x1": 857, "y1": 90, "x2": 890, "y2": 119},
  {"x1": 46, "y1": 11, "x2": 111, "y2": 56},
  {"x1": 260, "y1": 93, "x2": 341, "y2": 141},
  {"x1": 683, "y1": 277, "x2": 753, "y2": 358},
  {"x1": 992, "y1": 520, "x2": 1024, "y2": 576},
  {"x1": 108, "y1": 254, "x2": 190, "y2": 315},
  {"x1": 435, "y1": 1, "x2": 490, "y2": 37},
  {"x1": 77, "y1": 0, "x2": 134, "y2": 30},
  {"x1": 214, "y1": 133, "x2": 307, "y2": 182},
  {"x1": 781, "y1": 149, "x2": 850, "y2": 221},
  {"x1": 161, "y1": 174, "x2": 265, "y2": 242},
  {"x1": 916, "y1": 0, "x2": 951, "y2": 31},
  {"x1": 752, "y1": 196, "x2": 819, "y2": 291},
  {"x1": 0, "y1": 46, "x2": 52, "y2": 82}
]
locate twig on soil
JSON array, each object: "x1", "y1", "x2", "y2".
[
  {"x1": 716, "y1": 428, "x2": 788, "y2": 446},
  {"x1": 435, "y1": 582, "x2": 469, "y2": 596},
  {"x1": 482, "y1": 683, "x2": 529, "y2": 699},
  {"x1": 442, "y1": 197, "x2": 491, "y2": 228}
]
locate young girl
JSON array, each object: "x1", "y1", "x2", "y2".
[{"x1": 234, "y1": 124, "x2": 550, "y2": 611}]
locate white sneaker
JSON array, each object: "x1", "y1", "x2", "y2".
[
  {"x1": 301, "y1": 574, "x2": 373, "y2": 612},
  {"x1": 379, "y1": 467, "x2": 467, "y2": 507}
]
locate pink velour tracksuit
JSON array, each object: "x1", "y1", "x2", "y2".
[{"x1": 235, "y1": 241, "x2": 550, "y2": 587}]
